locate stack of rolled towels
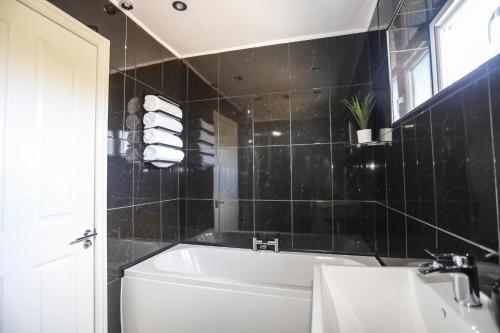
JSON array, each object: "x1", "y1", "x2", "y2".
[
  {"x1": 142, "y1": 95, "x2": 184, "y2": 168},
  {"x1": 188, "y1": 118, "x2": 215, "y2": 168}
]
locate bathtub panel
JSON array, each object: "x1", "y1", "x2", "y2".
[{"x1": 122, "y1": 276, "x2": 312, "y2": 333}]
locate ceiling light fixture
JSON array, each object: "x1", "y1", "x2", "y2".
[
  {"x1": 172, "y1": 1, "x2": 187, "y2": 11},
  {"x1": 119, "y1": 0, "x2": 134, "y2": 10}
]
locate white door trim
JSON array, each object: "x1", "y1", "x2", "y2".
[{"x1": 13, "y1": 1, "x2": 110, "y2": 332}]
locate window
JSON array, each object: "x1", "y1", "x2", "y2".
[{"x1": 431, "y1": 0, "x2": 500, "y2": 91}]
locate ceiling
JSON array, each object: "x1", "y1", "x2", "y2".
[{"x1": 115, "y1": 0, "x2": 378, "y2": 58}]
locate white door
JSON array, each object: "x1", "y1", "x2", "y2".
[{"x1": 0, "y1": 0, "x2": 104, "y2": 332}]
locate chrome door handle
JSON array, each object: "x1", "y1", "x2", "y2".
[{"x1": 70, "y1": 229, "x2": 97, "y2": 248}]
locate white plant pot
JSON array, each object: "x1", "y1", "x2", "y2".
[
  {"x1": 379, "y1": 128, "x2": 393, "y2": 142},
  {"x1": 357, "y1": 129, "x2": 372, "y2": 144}
]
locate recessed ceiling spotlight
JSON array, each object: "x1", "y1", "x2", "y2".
[
  {"x1": 172, "y1": 1, "x2": 187, "y2": 11},
  {"x1": 103, "y1": 3, "x2": 118, "y2": 15},
  {"x1": 119, "y1": 0, "x2": 134, "y2": 10},
  {"x1": 233, "y1": 75, "x2": 244, "y2": 81}
]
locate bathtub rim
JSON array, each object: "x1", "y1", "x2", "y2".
[{"x1": 119, "y1": 241, "x2": 383, "y2": 279}]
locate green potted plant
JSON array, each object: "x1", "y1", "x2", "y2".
[{"x1": 341, "y1": 92, "x2": 375, "y2": 144}]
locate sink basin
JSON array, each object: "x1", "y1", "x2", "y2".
[{"x1": 311, "y1": 265, "x2": 499, "y2": 333}]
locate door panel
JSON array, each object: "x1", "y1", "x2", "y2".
[{"x1": 0, "y1": 0, "x2": 98, "y2": 332}]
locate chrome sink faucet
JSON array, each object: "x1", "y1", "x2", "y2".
[
  {"x1": 418, "y1": 250, "x2": 481, "y2": 308},
  {"x1": 252, "y1": 234, "x2": 280, "y2": 253}
]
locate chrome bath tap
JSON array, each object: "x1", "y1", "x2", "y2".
[
  {"x1": 252, "y1": 235, "x2": 280, "y2": 253},
  {"x1": 418, "y1": 250, "x2": 481, "y2": 308}
]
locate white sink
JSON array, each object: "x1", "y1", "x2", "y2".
[{"x1": 311, "y1": 265, "x2": 499, "y2": 333}]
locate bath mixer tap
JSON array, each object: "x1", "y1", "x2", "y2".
[
  {"x1": 252, "y1": 235, "x2": 280, "y2": 252},
  {"x1": 418, "y1": 250, "x2": 481, "y2": 308}
]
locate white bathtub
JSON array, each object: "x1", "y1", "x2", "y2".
[{"x1": 121, "y1": 244, "x2": 380, "y2": 333}]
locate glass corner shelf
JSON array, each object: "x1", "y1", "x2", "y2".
[{"x1": 351, "y1": 141, "x2": 392, "y2": 148}]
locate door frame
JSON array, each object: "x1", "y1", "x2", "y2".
[{"x1": 13, "y1": 0, "x2": 110, "y2": 332}]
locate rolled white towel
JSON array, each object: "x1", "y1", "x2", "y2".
[
  {"x1": 143, "y1": 111, "x2": 183, "y2": 133},
  {"x1": 189, "y1": 130, "x2": 214, "y2": 145},
  {"x1": 151, "y1": 161, "x2": 174, "y2": 168},
  {"x1": 126, "y1": 130, "x2": 142, "y2": 144},
  {"x1": 143, "y1": 128, "x2": 183, "y2": 147},
  {"x1": 189, "y1": 118, "x2": 214, "y2": 133},
  {"x1": 125, "y1": 146, "x2": 142, "y2": 162},
  {"x1": 143, "y1": 145, "x2": 184, "y2": 162},
  {"x1": 143, "y1": 95, "x2": 183, "y2": 119},
  {"x1": 126, "y1": 114, "x2": 140, "y2": 130}
]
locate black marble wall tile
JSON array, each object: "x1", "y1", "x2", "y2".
[
  {"x1": 387, "y1": 208, "x2": 406, "y2": 258},
  {"x1": 330, "y1": 84, "x2": 371, "y2": 143},
  {"x1": 107, "y1": 154, "x2": 133, "y2": 208},
  {"x1": 219, "y1": 147, "x2": 253, "y2": 200},
  {"x1": 292, "y1": 145, "x2": 332, "y2": 200},
  {"x1": 186, "y1": 200, "x2": 215, "y2": 239},
  {"x1": 162, "y1": 200, "x2": 179, "y2": 242},
  {"x1": 186, "y1": 54, "x2": 219, "y2": 101},
  {"x1": 163, "y1": 58, "x2": 180, "y2": 102},
  {"x1": 254, "y1": 146, "x2": 291, "y2": 200},
  {"x1": 108, "y1": 72, "x2": 125, "y2": 139},
  {"x1": 333, "y1": 202, "x2": 377, "y2": 253},
  {"x1": 186, "y1": 99, "x2": 219, "y2": 148},
  {"x1": 252, "y1": 43, "x2": 290, "y2": 94},
  {"x1": 133, "y1": 162, "x2": 161, "y2": 205},
  {"x1": 331, "y1": 144, "x2": 377, "y2": 201},
  {"x1": 386, "y1": 126, "x2": 405, "y2": 210},
  {"x1": 254, "y1": 201, "x2": 292, "y2": 247},
  {"x1": 375, "y1": 204, "x2": 388, "y2": 256},
  {"x1": 107, "y1": 207, "x2": 133, "y2": 281},
  {"x1": 253, "y1": 92, "x2": 290, "y2": 146},
  {"x1": 328, "y1": 33, "x2": 371, "y2": 87},
  {"x1": 185, "y1": 149, "x2": 218, "y2": 199},
  {"x1": 219, "y1": 48, "x2": 253, "y2": 97},
  {"x1": 133, "y1": 202, "x2": 161, "y2": 241},
  {"x1": 107, "y1": 279, "x2": 122, "y2": 333},
  {"x1": 293, "y1": 201, "x2": 332, "y2": 250},
  {"x1": 290, "y1": 88, "x2": 330, "y2": 144},
  {"x1": 217, "y1": 200, "x2": 254, "y2": 247},
  {"x1": 289, "y1": 38, "x2": 329, "y2": 90},
  {"x1": 161, "y1": 165, "x2": 179, "y2": 200},
  {"x1": 219, "y1": 96, "x2": 253, "y2": 147},
  {"x1": 406, "y1": 215, "x2": 436, "y2": 258}
]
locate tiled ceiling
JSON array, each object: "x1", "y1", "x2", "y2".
[{"x1": 113, "y1": 0, "x2": 378, "y2": 57}]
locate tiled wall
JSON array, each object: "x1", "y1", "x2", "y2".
[
  {"x1": 46, "y1": 1, "x2": 182, "y2": 332},
  {"x1": 380, "y1": 54, "x2": 500, "y2": 272},
  {"x1": 178, "y1": 31, "x2": 392, "y2": 253}
]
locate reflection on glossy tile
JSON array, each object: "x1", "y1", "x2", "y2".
[
  {"x1": 290, "y1": 88, "x2": 330, "y2": 144},
  {"x1": 219, "y1": 48, "x2": 253, "y2": 97},
  {"x1": 134, "y1": 202, "x2": 161, "y2": 241},
  {"x1": 333, "y1": 202, "x2": 376, "y2": 254},
  {"x1": 219, "y1": 148, "x2": 253, "y2": 200},
  {"x1": 186, "y1": 149, "x2": 218, "y2": 199},
  {"x1": 253, "y1": 93, "x2": 290, "y2": 145},
  {"x1": 406, "y1": 215, "x2": 436, "y2": 258},
  {"x1": 292, "y1": 145, "x2": 332, "y2": 200},
  {"x1": 219, "y1": 96, "x2": 253, "y2": 147},
  {"x1": 186, "y1": 99, "x2": 218, "y2": 148},
  {"x1": 388, "y1": 26, "x2": 430, "y2": 51},
  {"x1": 391, "y1": 9, "x2": 439, "y2": 29},
  {"x1": 162, "y1": 200, "x2": 179, "y2": 242},
  {"x1": 293, "y1": 201, "x2": 332, "y2": 250},
  {"x1": 252, "y1": 43, "x2": 289, "y2": 94},
  {"x1": 289, "y1": 38, "x2": 329, "y2": 90},
  {"x1": 254, "y1": 146, "x2": 291, "y2": 200}
]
